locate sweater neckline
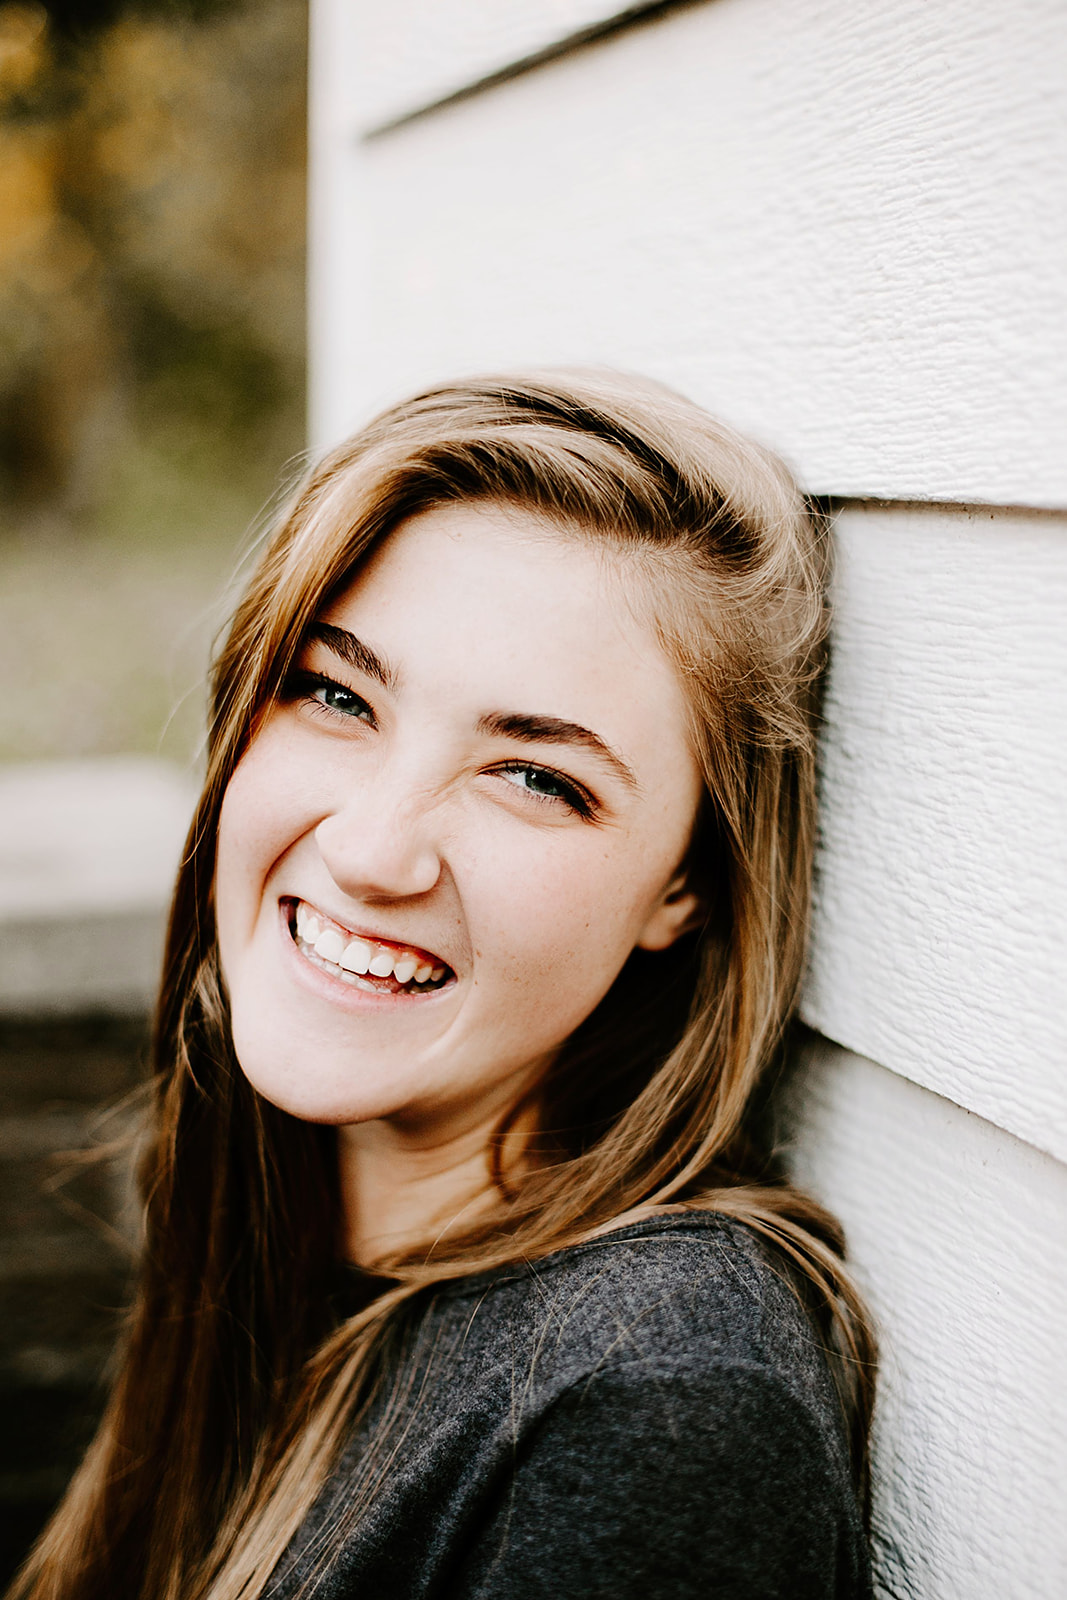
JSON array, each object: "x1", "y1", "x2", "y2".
[{"x1": 336, "y1": 1209, "x2": 748, "y2": 1309}]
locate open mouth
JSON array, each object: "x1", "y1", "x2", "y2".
[{"x1": 286, "y1": 898, "x2": 453, "y2": 996}]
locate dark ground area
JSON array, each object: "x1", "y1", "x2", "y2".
[{"x1": 0, "y1": 1015, "x2": 149, "y2": 1585}]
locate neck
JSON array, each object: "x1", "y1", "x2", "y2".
[{"x1": 338, "y1": 1103, "x2": 532, "y2": 1268}]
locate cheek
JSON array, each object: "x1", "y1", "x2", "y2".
[
  {"x1": 214, "y1": 791, "x2": 259, "y2": 979},
  {"x1": 215, "y1": 738, "x2": 310, "y2": 944},
  {"x1": 216, "y1": 768, "x2": 266, "y2": 928},
  {"x1": 471, "y1": 831, "x2": 663, "y2": 980},
  {"x1": 457, "y1": 835, "x2": 669, "y2": 1076}
]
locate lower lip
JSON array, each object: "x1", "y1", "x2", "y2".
[{"x1": 276, "y1": 903, "x2": 453, "y2": 1012}]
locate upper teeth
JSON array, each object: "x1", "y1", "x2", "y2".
[{"x1": 295, "y1": 901, "x2": 445, "y2": 985}]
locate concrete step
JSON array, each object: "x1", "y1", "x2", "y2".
[{"x1": 0, "y1": 758, "x2": 197, "y2": 1014}]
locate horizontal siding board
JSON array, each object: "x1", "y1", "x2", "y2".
[
  {"x1": 802, "y1": 505, "x2": 1067, "y2": 1159},
  {"x1": 347, "y1": 1, "x2": 645, "y2": 132},
  {"x1": 310, "y1": 0, "x2": 1067, "y2": 505},
  {"x1": 784, "y1": 1039, "x2": 1067, "y2": 1599}
]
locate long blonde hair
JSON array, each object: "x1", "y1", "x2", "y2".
[{"x1": 11, "y1": 372, "x2": 876, "y2": 1600}]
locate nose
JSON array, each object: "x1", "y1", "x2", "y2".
[{"x1": 314, "y1": 770, "x2": 444, "y2": 903}]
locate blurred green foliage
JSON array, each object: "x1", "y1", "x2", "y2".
[{"x1": 0, "y1": 0, "x2": 306, "y2": 761}]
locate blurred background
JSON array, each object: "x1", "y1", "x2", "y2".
[
  {"x1": 0, "y1": 0, "x2": 306, "y2": 764},
  {"x1": 0, "y1": 0, "x2": 306, "y2": 1577}
]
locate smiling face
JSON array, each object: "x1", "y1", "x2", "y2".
[{"x1": 215, "y1": 502, "x2": 704, "y2": 1145}]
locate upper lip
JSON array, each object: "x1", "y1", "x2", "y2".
[{"x1": 287, "y1": 896, "x2": 453, "y2": 970}]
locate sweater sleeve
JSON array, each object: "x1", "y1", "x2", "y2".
[{"x1": 446, "y1": 1360, "x2": 873, "y2": 1600}]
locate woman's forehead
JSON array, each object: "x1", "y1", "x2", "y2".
[
  {"x1": 315, "y1": 502, "x2": 700, "y2": 781},
  {"x1": 322, "y1": 504, "x2": 665, "y2": 680}
]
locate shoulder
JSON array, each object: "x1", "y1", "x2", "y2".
[
  {"x1": 438, "y1": 1212, "x2": 835, "y2": 1418},
  {"x1": 284, "y1": 1217, "x2": 871, "y2": 1600},
  {"x1": 432, "y1": 1216, "x2": 871, "y2": 1598}
]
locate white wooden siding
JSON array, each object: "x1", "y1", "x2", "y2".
[
  {"x1": 310, "y1": 0, "x2": 1067, "y2": 505},
  {"x1": 309, "y1": 0, "x2": 1067, "y2": 1592},
  {"x1": 804, "y1": 504, "x2": 1067, "y2": 1163},
  {"x1": 349, "y1": 0, "x2": 638, "y2": 132},
  {"x1": 786, "y1": 1040, "x2": 1067, "y2": 1599}
]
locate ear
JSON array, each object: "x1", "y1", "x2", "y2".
[{"x1": 634, "y1": 873, "x2": 703, "y2": 952}]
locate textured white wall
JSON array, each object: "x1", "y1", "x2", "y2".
[
  {"x1": 309, "y1": 1, "x2": 1067, "y2": 1592},
  {"x1": 804, "y1": 504, "x2": 1067, "y2": 1162},
  {"x1": 786, "y1": 1040, "x2": 1067, "y2": 1599},
  {"x1": 310, "y1": 0, "x2": 1067, "y2": 505}
]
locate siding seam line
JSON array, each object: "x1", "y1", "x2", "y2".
[
  {"x1": 814, "y1": 496, "x2": 1067, "y2": 520},
  {"x1": 799, "y1": 1024, "x2": 1067, "y2": 1169},
  {"x1": 359, "y1": 0, "x2": 707, "y2": 141}
]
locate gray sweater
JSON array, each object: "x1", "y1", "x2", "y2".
[{"x1": 269, "y1": 1214, "x2": 873, "y2": 1599}]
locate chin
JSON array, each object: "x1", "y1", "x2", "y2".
[
  {"x1": 227, "y1": 1020, "x2": 373, "y2": 1125},
  {"x1": 237, "y1": 1065, "x2": 386, "y2": 1127}
]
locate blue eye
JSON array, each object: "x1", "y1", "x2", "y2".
[
  {"x1": 284, "y1": 669, "x2": 375, "y2": 724},
  {"x1": 498, "y1": 763, "x2": 594, "y2": 817},
  {"x1": 312, "y1": 680, "x2": 372, "y2": 720}
]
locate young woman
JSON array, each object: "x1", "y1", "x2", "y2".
[{"x1": 13, "y1": 372, "x2": 877, "y2": 1600}]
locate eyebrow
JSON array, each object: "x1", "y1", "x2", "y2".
[
  {"x1": 477, "y1": 711, "x2": 641, "y2": 792},
  {"x1": 304, "y1": 623, "x2": 638, "y2": 792},
  {"x1": 306, "y1": 623, "x2": 398, "y2": 691}
]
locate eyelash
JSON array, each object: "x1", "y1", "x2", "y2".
[
  {"x1": 496, "y1": 762, "x2": 598, "y2": 819},
  {"x1": 283, "y1": 669, "x2": 599, "y2": 820},
  {"x1": 285, "y1": 669, "x2": 376, "y2": 724}
]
